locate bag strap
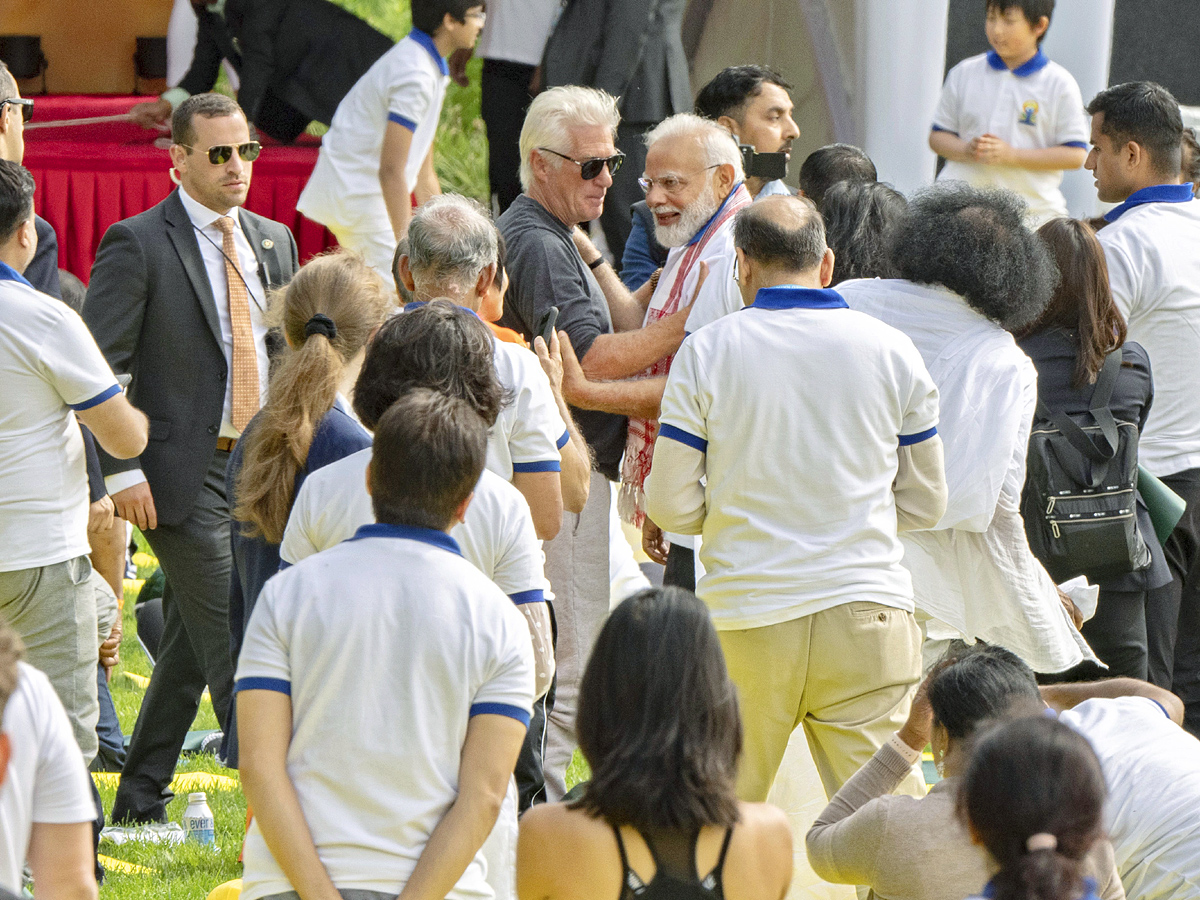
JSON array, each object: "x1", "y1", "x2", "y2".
[{"x1": 1034, "y1": 349, "x2": 1124, "y2": 489}]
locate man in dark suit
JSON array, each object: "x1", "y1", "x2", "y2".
[
  {"x1": 83, "y1": 93, "x2": 298, "y2": 825},
  {"x1": 130, "y1": 0, "x2": 394, "y2": 143},
  {"x1": 541, "y1": 0, "x2": 690, "y2": 262}
]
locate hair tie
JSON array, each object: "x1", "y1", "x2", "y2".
[
  {"x1": 304, "y1": 313, "x2": 337, "y2": 341},
  {"x1": 1026, "y1": 833, "x2": 1058, "y2": 853}
]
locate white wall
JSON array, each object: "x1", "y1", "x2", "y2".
[
  {"x1": 854, "y1": 0, "x2": 950, "y2": 195},
  {"x1": 1041, "y1": 0, "x2": 1117, "y2": 218}
]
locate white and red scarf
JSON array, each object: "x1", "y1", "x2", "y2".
[{"x1": 618, "y1": 184, "x2": 752, "y2": 527}]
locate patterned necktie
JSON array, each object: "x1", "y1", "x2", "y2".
[{"x1": 214, "y1": 215, "x2": 259, "y2": 432}]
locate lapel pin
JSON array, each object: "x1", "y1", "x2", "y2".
[{"x1": 262, "y1": 239, "x2": 274, "y2": 250}]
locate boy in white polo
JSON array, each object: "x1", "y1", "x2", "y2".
[
  {"x1": 237, "y1": 388, "x2": 534, "y2": 900},
  {"x1": 297, "y1": 0, "x2": 486, "y2": 275},
  {"x1": 645, "y1": 196, "x2": 947, "y2": 803},
  {"x1": 929, "y1": 0, "x2": 1088, "y2": 224}
]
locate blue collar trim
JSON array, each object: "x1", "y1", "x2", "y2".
[
  {"x1": 750, "y1": 286, "x2": 848, "y2": 311},
  {"x1": 409, "y1": 28, "x2": 449, "y2": 76},
  {"x1": 347, "y1": 523, "x2": 462, "y2": 556},
  {"x1": 0, "y1": 260, "x2": 33, "y2": 287},
  {"x1": 403, "y1": 299, "x2": 482, "y2": 320},
  {"x1": 986, "y1": 48, "x2": 1049, "y2": 77},
  {"x1": 686, "y1": 182, "x2": 745, "y2": 247},
  {"x1": 1103, "y1": 183, "x2": 1195, "y2": 222}
]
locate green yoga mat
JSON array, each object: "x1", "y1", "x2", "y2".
[{"x1": 1140, "y1": 465, "x2": 1187, "y2": 544}]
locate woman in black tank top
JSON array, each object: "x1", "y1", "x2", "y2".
[{"x1": 516, "y1": 587, "x2": 793, "y2": 900}]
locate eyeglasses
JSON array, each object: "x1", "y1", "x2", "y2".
[
  {"x1": 178, "y1": 141, "x2": 262, "y2": 165},
  {"x1": 464, "y1": 10, "x2": 486, "y2": 21},
  {"x1": 0, "y1": 98, "x2": 33, "y2": 124},
  {"x1": 638, "y1": 165, "x2": 719, "y2": 196},
  {"x1": 538, "y1": 147, "x2": 625, "y2": 180}
]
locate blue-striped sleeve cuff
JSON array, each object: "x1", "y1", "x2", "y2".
[
  {"x1": 1061, "y1": 140, "x2": 1089, "y2": 149},
  {"x1": 556, "y1": 429, "x2": 570, "y2": 450},
  {"x1": 388, "y1": 112, "x2": 418, "y2": 132},
  {"x1": 930, "y1": 124, "x2": 957, "y2": 135},
  {"x1": 1150, "y1": 698, "x2": 1171, "y2": 719},
  {"x1": 899, "y1": 426, "x2": 938, "y2": 446},
  {"x1": 512, "y1": 459, "x2": 562, "y2": 473},
  {"x1": 235, "y1": 677, "x2": 291, "y2": 695},
  {"x1": 469, "y1": 702, "x2": 531, "y2": 727},
  {"x1": 509, "y1": 589, "x2": 545, "y2": 606},
  {"x1": 69, "y1": 384, "x2": 121, "y2": 411},
  {"x1": 658, "y1": 423, "x2": 708, "y2": 453}
]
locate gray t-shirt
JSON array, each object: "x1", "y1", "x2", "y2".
[{"x1": 498, "y1": 195, "x2": 628, "y2": 480}]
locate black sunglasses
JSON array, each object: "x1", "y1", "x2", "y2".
[
  {"x1": 178, "y1": 141, "x2": 262, "y2": 165},
  {"x1": 538, "y1": 147, "x2": 625, "y2": 180},
  {"x1": 1, "y1": 98, "x2": 33, "y2": 124}
]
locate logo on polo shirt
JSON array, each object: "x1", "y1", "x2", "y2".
[{"x1": 1019, "y1": 100, "x2": 1039, "y2": 127}]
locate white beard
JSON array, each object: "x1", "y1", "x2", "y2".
[{"x1": 652, "y1": 183, "x2": 720, "y2": 248}]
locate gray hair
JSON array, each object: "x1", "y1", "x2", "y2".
[
  {"x1": 519, "y1": 86, "x2": 621, "y2": 191},
  {"x1": 0, "y1": 62, "x2": 15, "y2": 102},
  {"x1": 645, "y1": 113, "x2": 745, "y2": 181},
  {"x1": 733, "y1": 196, "x2": 826, "y2": 274},
  {"x1": 407, "y1": 194, "x2": 498, "y2": 300}
]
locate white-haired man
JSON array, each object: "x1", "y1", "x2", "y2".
[
  {"x1": 554, "y1": 112, "x2": 752, "y2": 590},
  {"x1": 498, "y1": 86, "x2": 700, "y2": 799}
]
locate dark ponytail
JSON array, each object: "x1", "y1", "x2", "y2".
[{"x1": 958, "y1": 716, "x2": 1106, "y2": 900}]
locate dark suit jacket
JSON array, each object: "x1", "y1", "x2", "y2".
[
  {"x1": 542, "y1": 0, "x2": 690, "y2": 124},
  {"x1": 82, "y1": 190, "x2": 298, "y2": 527},
  {"x1": 181, "y1": 0, "x2": 394, "y2": 130}
]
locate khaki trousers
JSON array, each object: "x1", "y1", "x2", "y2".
[{"x1": 718, "y1": 601, "x2": 923, "y2": 801}]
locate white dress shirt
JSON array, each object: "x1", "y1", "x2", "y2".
[{"x1": 104, "y1": 186, "x2": 269, "y2": 496}]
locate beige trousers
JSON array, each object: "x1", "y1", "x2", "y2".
[{"x1": 718, "y1": 600, "x2": 924, "y2": 801}]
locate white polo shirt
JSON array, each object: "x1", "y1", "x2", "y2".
[
  {"x1": 281, "y1": 448, "x2": 547, "y2": 603},
  {"x1": 237, "y1": 525, "x2": 534, "y2": 900},
  {"x1": 1060, "y1": 697, "x2": 1200, "y2": 900},
  {"x1": 489, "y1": 337, "x2": 568, "y2": 478},
  {"x1": 1098, "y1": 185, "x2": 1200, "y2": 478},
  {"x1": 0, "y1": 664, "x2": 97, "y2": 893},
  {"x1": 0, "y1": 264, "x2": 121, "y2": 572},
  {"x1": 649, "y1": 286, "x2": 939, "y2": 629},
  {"x1": 933, "y1": 49, "x2": 1088, "y2": 222},
  {"x1": 298, "y1": 29, "x2": 449, "y2": 231}
]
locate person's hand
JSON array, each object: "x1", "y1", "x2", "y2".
[
  {"x1": 555, "y1": 330, "x2": 590, "y2": 408},
  {"x1": 897, "y1": 664, "x2": 942, "y2": 753},
  {"x1": 87, "y1": 495, "x2": 115, "y2": 534},
  {"x1": 129, "y1": 98, "x2": 172, "y2": 129},
  {"x1": 533, "y1": 328, "x2": 564, "y2": 396},
  {"x1": 100, "y1": 620, "x2": 122, "y2": 680},
  {"x1": 642, "y1": 518, "x2": 669, "y2": 565},
  {"x1": 448, "y1": 47, "x2": 473, "y2": 87},
  {"x1": 1058, "y1": 587, "x2": 1084, "y2": 629},
  {"x1": 112, "y1": 482, "x2": 157, "y2": 531},
  {"x1": 971, "y1": 133, "x2": 1014, "y2": 165}
]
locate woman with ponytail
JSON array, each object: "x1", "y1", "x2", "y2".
[
  {"x1": 224, "y1": 250, "x2": 392, "y2": 766},
  {"x1": 959, "y1": 715, "x2": 1107, "y2": 900}
]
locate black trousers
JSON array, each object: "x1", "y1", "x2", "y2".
[
  {"x1": 663, "y1": 542, "x2": 696, "y2": 592},
  {"x1": 1161, "y1": 468, "x2": 1200, "y2": 736},
  {"x1": 111, "y1": 451, "x2": 235, "y2": 824},
  {"x1": 481, "y1": 59, "x2": 536, "y2": 216}
]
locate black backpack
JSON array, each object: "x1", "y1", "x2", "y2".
[{"x1": 1022, "y1": 349, "x2": 1151, "y2": 583}]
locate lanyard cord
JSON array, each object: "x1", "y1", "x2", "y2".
[{"x1": 192, "y1": 221, "x2": 269, "y2": 313}]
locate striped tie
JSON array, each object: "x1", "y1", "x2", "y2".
[{"x1": 214, "y1": 216, "x2": 259, "y2": 431}]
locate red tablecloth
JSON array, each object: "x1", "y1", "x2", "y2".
[{"x1": 23, "y1": 96, "x2": 335, "y2": 282}]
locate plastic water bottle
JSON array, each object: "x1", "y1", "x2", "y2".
[{"x1": 183, "y1": 792, "x2": 215, "y2": 846}]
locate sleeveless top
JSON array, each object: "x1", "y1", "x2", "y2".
[{"x1": 612, "y1": 824, "x2": 734, "y2": 900}]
